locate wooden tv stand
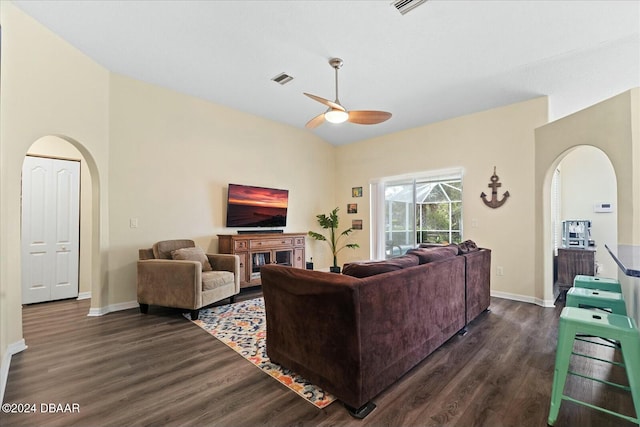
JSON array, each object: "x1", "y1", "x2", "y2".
[{"x1": 218, "y1": 233, "x2": 306, "y2": 288}]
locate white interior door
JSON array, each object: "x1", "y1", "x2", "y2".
[{"x1": 22, "y1": 156, "x2": 80, "y2": 304}]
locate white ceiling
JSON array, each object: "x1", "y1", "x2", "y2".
[{"x1": 12, "y1": 0, "x2": 640, "y2": 146}]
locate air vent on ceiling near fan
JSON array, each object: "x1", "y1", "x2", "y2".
[
  {"x1": 271, "y1": 72, "x2": 294, "y2": 85},
  {"x1": 392, "y1": 0, "x2": 428, "y2": 15}
]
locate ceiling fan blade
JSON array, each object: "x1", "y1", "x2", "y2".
[
  {"x1": 348, "y1": 110, "x2": 392, "y2": 125},
  {"x1": 304, "y1": 93, "x2": 346, "y2": 111},
  {"x1": 305, "y1": 112, "x2": 326, "y2": 129}
]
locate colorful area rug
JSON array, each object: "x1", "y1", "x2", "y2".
[{"x1": 186, "y1": 297, "x2": 335, "y2": 408}]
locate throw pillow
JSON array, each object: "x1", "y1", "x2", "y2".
[
  {"x1": 458, "y1": 239, "x2": 479, "y2": 254},
  {"x1": 171, "y1": 247, "x2": 213, "y2": 272}
]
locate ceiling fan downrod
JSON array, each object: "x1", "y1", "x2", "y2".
[{"x1": 329, "y1": 57, "x2": 344, "y2": 105}]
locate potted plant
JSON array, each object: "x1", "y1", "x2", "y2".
[{"x1": 308, "y1": 207, "x2": 360, "y2": 273}]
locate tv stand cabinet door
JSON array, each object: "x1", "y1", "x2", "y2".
[
  {"x1": 237, "y1": 252, "x2": 249, "y2": 286},
  {"x1": 293, "y1": 247, "x2": 304, "y2": 269}
]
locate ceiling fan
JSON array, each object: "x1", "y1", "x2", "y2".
[{"x1": 304, "y1": 58, "x2": 392, "y2": 129}]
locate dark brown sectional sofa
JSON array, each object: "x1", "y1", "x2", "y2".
[{"x1": 260, "y1": 244, "x2": 491, "y2": 417}]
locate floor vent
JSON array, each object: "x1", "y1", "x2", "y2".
[
  {"x1": 391, "y1": 0, "x2": 428, "y2": 15},
  {"x1": 271, "y1": 72, "x2": 294, "y2": 85}
]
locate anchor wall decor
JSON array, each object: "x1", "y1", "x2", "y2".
[{"x1": 481, "y1": 166, "x2": 510, "y2": 209}]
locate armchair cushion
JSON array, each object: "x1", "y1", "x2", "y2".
[
  {"x1": 171, "y1": 246, "x2": 213, "y2": 272},
  {"x1": 202, "y1": 271, "x2": 235, "y2": 291}
]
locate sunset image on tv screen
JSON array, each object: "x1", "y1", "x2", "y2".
[{"x1": 226, "y1": 184, "x2": 288, "y2": 227}]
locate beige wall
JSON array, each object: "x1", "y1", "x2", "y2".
[
  {"x1": 535, "y1": 88, "x2": 640, "y2": 320},
  {"x1": 0, "y1": 1, "x2": 110, "y2": 391},
  {"x1": 335, "y1": 97, "x2": 550, "y2": 304},
  {"x1": 632, "y1": 90, "x2": 640, "y2": 242},
  {"x1": 107, "y1": 73, "x2": 334, "y2": 304}
]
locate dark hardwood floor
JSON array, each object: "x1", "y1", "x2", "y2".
[{"x1": 1, "y1": 291, "x2": 636, "y2": 427}]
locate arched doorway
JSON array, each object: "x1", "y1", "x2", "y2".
[
  {"x1": 22, "y1": 135, "x2": 102, "y2": 312},
  {"x1": 548, "y1": 146, "x2": 618, "y2": 301},
  {"x1": 534, "y1": 88, "x2": 637, "y2": 321}
]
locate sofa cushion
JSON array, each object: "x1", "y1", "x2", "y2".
[
  {"x1": 406, "y1": 245, "x2": 459, "y2": 264},
  {"x1": 418, "y1": 242, "x2": 462, "y2": 255},
  {"x1": 171, "y1": 247, "x2": 213, "y2": 272},
  {"x1": 342, "y1": 254, "x2": 419, "y2": 278},
  {"x1": 202, "y1": 271, "x2": 234, "y2": 291}
]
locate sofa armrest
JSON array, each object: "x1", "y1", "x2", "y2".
[
  {"x1": 463, "y1": 248, "x2": 491, "y2": 323},
  {"x1": 137, "y1": 259, "x2": 202, "y2": 309},
  {"x1": 260, "y1": 265, "x2": 364, "y2": 407}
]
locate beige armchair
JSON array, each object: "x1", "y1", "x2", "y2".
[{"x1": 137, "y1": 239, "x2": 240, "y2": 320}]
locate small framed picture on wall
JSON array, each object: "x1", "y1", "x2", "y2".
[
  {"x1": 348, "y1": 203, "x2": 358, "y2": 214},
  {"x1": 352, "y1": 187, "x2": 363, "y2": 198},
  {"x1": 352, "y1": 219, "x2": 363, "y2": 230}
]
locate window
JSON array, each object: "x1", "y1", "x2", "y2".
[{"x1": 371, "y1": 168, "x2": 463, "y2": 259}]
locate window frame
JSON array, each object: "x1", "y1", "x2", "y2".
[{"x1": 370, "y1": 167, "x2": 464, "y2": 260}]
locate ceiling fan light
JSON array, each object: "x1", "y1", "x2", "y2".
[{"x1": 325, "y1": 109, "x2": 348, "y2": 124}]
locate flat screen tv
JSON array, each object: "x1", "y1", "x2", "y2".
[{"x1": 226, "y1": 183, "x2": 288, "y2": 227}]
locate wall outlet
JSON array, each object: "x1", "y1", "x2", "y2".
[{"x1": 497, "y1": 266, "x2": 504, "y2": 276}]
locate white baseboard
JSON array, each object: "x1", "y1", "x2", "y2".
[
  {"x1": 87, "y1": 300, "x2": 138, "y2": 317},
  {"x1": 539, "y1": 298, "x2": 557, "y2": 308},
  {"x1": 491, "y1": 290, "x2": 556, "y2": 308},
  {"x1": 1, "y1": 339, "x2": 28, "y2": 404},
  {"x1": 76, "y1": 292, "x2": 91, "y2": 300}
]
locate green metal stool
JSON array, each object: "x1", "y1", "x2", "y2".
[
  {"x1": 574, "y1": 275, "x2": 622, "y2": 293},
  {"x1": 548, "y1": 307, "x2": 640, "y2": 426},
  {"x1": 566, "y1": 287, "x2": 628, "y2": 316}
]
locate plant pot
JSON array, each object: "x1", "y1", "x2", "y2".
[{"x1": 329, "y1": 266, "x2": 341, "y2": 274}]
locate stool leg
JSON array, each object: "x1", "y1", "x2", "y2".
[
  {"x1": 620, "y1": 336, "x2": 640, "y2": 424},
  {"x1": 548, "y1": 320, "x2": 576, "y2": 426}
]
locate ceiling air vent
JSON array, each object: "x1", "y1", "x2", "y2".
[
  {"x1": 391, "y1": 0, "x2": 428, "y2": 15},
  {"x1": 271, "y1": 72, "x2": 294, "y2": 85}
]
